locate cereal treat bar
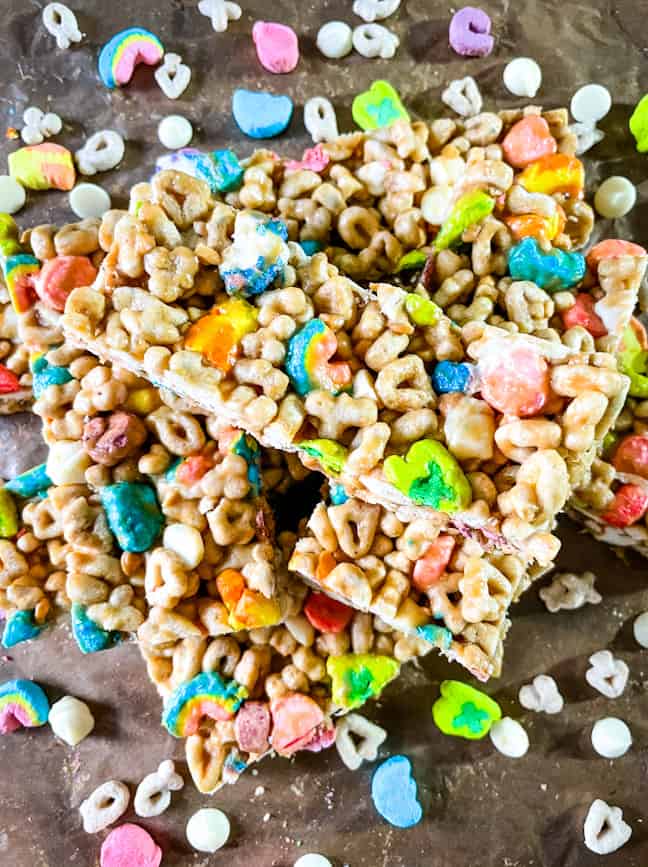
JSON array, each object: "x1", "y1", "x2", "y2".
[
  {"x1": 567, "y1": 316, "x2": 648, "y2": 558},
  {"x1": 61, "y1": 199, "x2": 629, "y2": 564},
  {"x1": 141, "y1": 575, "x2": 433, "y2": 793},
  {"x1": 31, "y1": 343, "x2": 303, "y2": 645},
  {"x1": 289, "y1": 490, "x2": 547, "y2": 681},
  {"x1": 206, "y1": 109, "x2": 583, "y2": 280}
]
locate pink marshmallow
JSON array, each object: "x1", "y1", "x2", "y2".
[
  {"x1": 100, "y1": 824, "x2": 162, "y2": 867},
  {"x1": 284, "y1": 143, "x2": 330, "y2": 172},
  {"x1": 252, "y1": 21, "x2": 299, "y2": 74}
]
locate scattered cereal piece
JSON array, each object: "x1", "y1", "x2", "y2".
[
  {"x1": 335, "y1": 713, "x2": 387, "y2": 770},
  {"x1": 2, "y1": 610, "x2": 44, "y2": 648},
  {"x1": 591, "y1": 717, "x2": 632, "y2": 759},
  {"x1": 433, "y1": 680, "x2": 501, "y2": 739},
  {"x1": 632, "y1": 611, "x2": 648, "y2": 648},
  {"x1": 304, "y1": 97, "x2": 339, "y2": 143},
  {"x1": 21, "y1": 106, "x2": 63, "y2": 146},
  {"x1": 353, "y1": 0, "x2": 400, "y2": 22},
  {"x1": 42, "y1": 2, "x2": 82, "y2": 50},
  {"x1": 583, "y1": 799, "x2": 631, "y2": 855},
  {"x1": 352, "y1": 23, "x2": 399, "y2": 59},
  {"x1": 316, "y1": 21, "x2": 353, "y2": 58},
  {"x1": 519, "y1": 674, "x2": 563, "y2": 714},
  {"x1": 198, "y1": 0, "x2": 242, "y2": 32},
  {"x1": 100, "y1": 824, "x2": 162, "y2": 867},
  {"x1": 162, "y1": 672, "x2": 247, "y2": 737},
  {"x1": 489, "y1": 717, "x2": 529, "y2": 758},
  {"x1": 232, "y1": 89, "x2": 294, "y2": 138},
  {"x1": 629, "y1": 94, "x2": 648, "y2": 152},
  {"x1": 371, "y1": 755, "x2": 422, "y2": 828},
  {"x1": 0, "y1": 175, "x2": 26, "y2": 213},
  {"x1": 441, "y1": 76, "x2": 482, "y2": 117},
  {"x1": 0, "y1": 679, "x2": 49, "y2": 734},
  {"x1": 48, "y1": 695, "x2": 95, "y2": 746},
  {"x1": 158, "y1": 115, "x2": 193, "y2": 150},
  {"x1": 448, "y1": 6, "x2": 494, "y2": 57},
  {"x1": 501, "y1": 115, "x2": 557, "y2": 168},
  {"x1": 586, "y1": 650, "x2": 629, "y2": 699},
  {"x1": 69, "y1": 183, "x2": 111, "y2": 219},
  {"x1": 80, "y1": 780, "x2": 130, "y2": 833},
  {"x1": 594, "y1": 176, "x2": 637, "y2": 219},
  {"x1": 503, "y1": 57, "x2": 542, "y2": 98},
  {"x1": 134, "y1": 760, "x2": 184, "y2": 818},
  {"x1": 571, "y1": 84, "x2": 611, "y2": 125},
  {"x1": 75, "y1": 130, "x2": 125, "y2": 175},
  {"x1": 8, "y1": 142, "x2": 75, "y2": 191},
  {"x1": 155, "y1": 52, "x2": 191, "y2": 99},
  {"x1": 253, "y1": 21, "x2": 299, "y2": 74},
  {"x1": 186, "y1": 808, "x2": 230, "y2": 853},
  {"x1": 71, "y1": 603, "x2": 119, "y2": 654},
  {"x1": 98, "y1": 28, "x2": 164, "y2": 89},
  {"x1": 539, "y1": 571, "x2": 601, "y2": 613},
  {"x1": 294, "y1": 855, "x2": 333, "y2": 867}
]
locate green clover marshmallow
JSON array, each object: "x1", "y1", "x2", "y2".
[
  {"x1": 432, "y1": 680, "x2": 501, "y2": 740},
  {"x1": 383, "y1": 439, "x2": 472, "y2": 512}
]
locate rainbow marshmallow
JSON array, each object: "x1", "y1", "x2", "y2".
[
  {"x1": 162, "y1": 672, "x2": 248, "y2": 738},
  {"x1": 98, "y1": 28, "x2": 164, "y2": 89},
  {"x1": 0, "y1": 678, "x2": 50, "y2": 734},
  {"x1": 285, "y1": 317, "x2": 352, "y2": 396}
]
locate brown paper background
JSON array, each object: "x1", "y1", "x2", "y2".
[{"x1": 1, "y1": 1, "x2": 648, "y2": 864}]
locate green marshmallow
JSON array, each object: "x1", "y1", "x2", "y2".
[
  {"x1": 384, "y1": 439, "x2": 472, "y2": 512},
  {"x1": 405, "y1": 293, "x2": 442, "y2": 327},
  {"x1": 298, "y1": 439, "x2": 348, "y2": 476},
  {"x1": 352, "y1": 81, "x2": 409, "y2": 132},
  {"x1": 327, "y1": 653, "x2": 400, "y2": 710},
  {"x1": 618, "y1": 324, "x2": 648, "y2": 399},
  {"x1": 433, "y1": 190, "x2": 494, "y2": 251},
  {"x1": 432, "y1": 680, "x2": 501, "y2": 740},
  {"x1": 0, "y1": 488, "x2": 18, "y2": 538},
  {"x1": 630, "y1": 94, "x2": 648, "y2": 153}
]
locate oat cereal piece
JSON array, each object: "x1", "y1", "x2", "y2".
[{"x1": 539, "y1": 570, "x2": 601, "y2": 612}]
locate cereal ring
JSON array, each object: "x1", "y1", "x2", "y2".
[
  {"x1": 134, "y1": 760, "x2": 184, "y2": 818},
  {"x1": 80, "y1": 780, "x2": 130, "y2": 833}
]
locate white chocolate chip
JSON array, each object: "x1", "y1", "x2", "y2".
[
  {"x1": 583, "y1": 799, "x2": 631, "y2": 855},
  {"x1": 571, "y1": 84, "x2": 612, "y2": 125},
  {"x1": 186, "y1": 808, "x2": 230, "y2": 853},
  {"x1": 69, "y1": 183, "x2": 111, "y2": 219},
  {"x1": 294, "y1": 855, "x2": 333, "y2": 867},
  {"x1": 158, "y1": 115, "x2": 193, "y2": 150},
  {"x1": 0, "y1": 176, "x2": 26, "y2": 214},
  {"x1": 316, "y1": 21, "x2": 353, "y2": 59},
  {"x1": 162, "y1": 522, "x2": 204, "y2": 569},
  {"x1": 594, "y1": 176, "x2": 637, "y2": 219},
  {"x1": 46, "y1": 440, "x2": 92, "y2": 486},
  {"x1": 519, "y1": 674, "x2": 564, "y2": 714},
  {"x1": 591, "y1": 717, "x2": 632, "y2": 759},
  {"x1": 503, "y1": 57, "x2": 542, "y2": 98},
  {"x1": 632, "y1": 611, "x2": 648, "y2": 648},
  {"x1": 489, "y1": 717, "x2": 529, "y2": 758},
  {"x1": 48, "y1": 695, "x2": 95, "y2": 746}
]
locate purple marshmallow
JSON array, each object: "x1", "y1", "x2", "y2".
[{"x1": 449, "y1": 6, "x2": 494, "y2": 57}]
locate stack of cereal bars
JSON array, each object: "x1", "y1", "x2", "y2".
[{"x1": 0, "y1": 105, "x2": 646, "y2": 792}]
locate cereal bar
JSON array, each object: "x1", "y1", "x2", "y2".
[
  {"x1": 289, "y1": 490, "x2": 547, "y2": 681},
  {"x1": 61, "y1": 199, "x2": 629, "y2": 564},
  {"x1": 30, "y1": 343, "x2": 303, "y2": 641}
]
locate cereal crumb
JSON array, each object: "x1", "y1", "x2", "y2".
[{"x1": 254, "y1": 786, "x2": 265, "y2": 797}]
